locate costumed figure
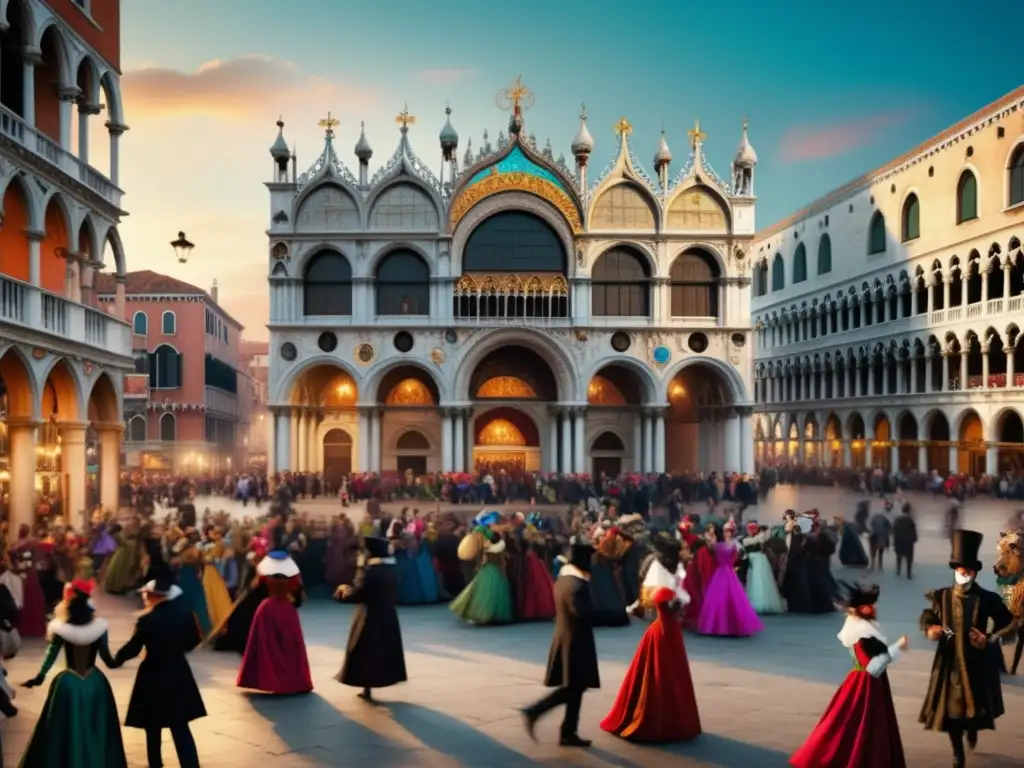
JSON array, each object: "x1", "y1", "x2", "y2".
[
  {"x1": 601, "y1": 585, "x2": 700, "y2": 743},
  {"x1": 112, "y1": 564, "x2": 205, "y2": 768},
  {"x1": 201, "y1": 527, "x2": 235, "y2": 629},
  {"x1": 919, "y1": 530, "x2": 1015, "y2": 768},
  {"x1": 19, "y1": 578, "x2": 126, "y2": 768},
  {"x1": 780, "y1": 512, "x2": 815, "y2": 614},
  {"x1": 10, "y1": 527, "x2": 46, "y2": 639},
  {"x1": 449, "y1": 525, "x2": 514, "y2": 625},
  {"x1": 335, "y1": 536, "x2": 407, "y2": 702},
  {"x1": 103, "y1": 519, "x2": 143, "y2": 595},
  {"x1": 740, "y1": 522, "x2": 785, "y2": 615},
  {"x1": 805, "y1": 513, "x2": 837, "y2": 614},
  {"x1": 631, "y1": 532, "x2": 685, "y2": 619},
  {"x1": 837, "y1": 514, "x2": 870, "y2": 568},
  {"x1": 893, "y1": 502, "x2": 918, "y2": 580},
  {"x1": 392, "y1": 523, "x2": 437, "y2": 606},
  {"x1": 517, "y1": 521, "x2": 556, "y2": 621},
  {"x1": 209, "y1": 534, "x2": 270, "y2": 653},
  {"x1": 868, "y1": 504, "x2": 892, "y2": 572},
  {"x1": 790, "y1": 581, "x2": 907, "y2": 768},
  {"x1": 324, "y1": 515, "x2": 359, "y2": 591},
  {"x1": 170, "y1": 530, "x2": 212, "y2": 636},
  {"x1": 993, "y1": 527, "x2": 1024, "y2": 675},
  {"x1": 589, "y1": 526, "x2": 632, "y2": 628},
  {"x1": 433, "y1": 517, "x2": 466, "y2": 598},
  {"x1": 696, "y1": 519, "x2": 764, "y2": 637},
  {"x1": 615, "y1": 514, "x2": 649, "y2": 607},
  {"x1": 236, "y1": 529, "x2": 313, "y2": 695},
  {"x1": 683, "y1": 520, "x2": 718, "y2": 626},
  {"x1": 0, "y1": 561, "x2": 21, "y2": 660},
  {"x1": 88, "y1": 510, "x2": 119, "y2": 576},
  {"x1": 523, "y1": 539, "x2": 604, "y2": 748}
]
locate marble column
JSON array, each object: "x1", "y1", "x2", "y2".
[
  {"x1": 267, "y1": 410, "x2": 277, "y2": 481},
  {"x1": 986, "y1": 444, "x2": 998, "y2": 475},
  {"x1": 441, "y1": 409, "x2": 453, "y2": 472},
  {"x1": 739, "y1": 409, "x2": 755, "y2": 474},
  {"x1": 653, "y1": 410, "x2": 666, "y2": 473},
  {"x1": 547, "y1": 409, "x2": 559, "y2": 473},
  {"x1": 890, "y1": 443, "x2": 900, "y2": 473},
  {"x1": 289, "y1": 409, "x2": 300, "y2": 471},
  {"x1": 296, "y1": 410, "x2": 308, "y2": 472},
  {"x1": 632, "y1": 415, "x2": 643, "y2": 472},
  {"x1": 370, "y1": 409, "x2": 382, "y2": 472},
  {"x1": 276, "y1": 409, "x2": 292, "y2": 471},
  {"x1": 573, "y1": 407, "x2": 586, "y2": 474},
  {"x1": 918, "y1": 443, "x2": 928, "y2": 473},
  {"x1": 644, "y1": 411, "x2": 655, "y2": 473},
  {"x1": 357, "y1": 408, "x2": 370, "y2": 472},
  {"x1": 560, "y1": 409, "x2": 572, "y2": 474},
  {"x1": 724, "y1": 412, "x2": 741, "y2": 473},
  {"x1": 6, "y1": 420, "x2": 38, "y2": 544},
  {"x1": 842, "y1": 441, "x2": 852, "y2": 468},
  {"x1": 948, "y1": 444, "x2": 958, "y2": 474},
  {"x1": 453, "y1": 409, "x2": 466, "y2": 473},
  {"x1": 96, "y1": 423, "x2": 122, "y2": 515},
  {"x1": 59, "y1": 420, "x2": 89, "y2": 526}
]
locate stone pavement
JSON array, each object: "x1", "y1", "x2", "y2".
[{"x1": 4, "y1": 487, "x2": 1024, "y2": 767}]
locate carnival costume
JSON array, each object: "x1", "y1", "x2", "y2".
[
  {"x1": 740, "y1": 522, "x2": 785, "y2": 614},
  {"x1": 696, "y1": 520, "x2": 763, "y2": 636},
  {"x1": 210, "y1": 535, "x2": 270, "y2": 653},
  {"x1": 993, "y1": 527, "x2": 1024, "y2": 675},
  {"x1": 837, "y1": 516, "x2": 870, "y2": 568},
  {"x1": 790, "y1": 582, "x2": 907, "y2": 768},
  {"x1": 516, "y1": 523, "x2": 556, "y2": 621},
  {"x1": 201, "y1": 534, "x2": 235, "y2": 630},
  {"x1": 393, "y1": 524, "x2": 438, "y2": 606},
  {"x1": 19, "y1": 580, "x2": 127, "y2": 768},
  {"x1": 102, "y1": 526, "x2": 142, "y2": 594},
  {"x1": 601, "y1": 586, "x2": 701, "y2": 743},
  {"x1": 450, "y1": 526, "x2": 514, "y2": 625},
  {"x1": 171, "y1": 533, "x2": 212, "y2": 636},
  {"x1": 236, "y1": 534, "x2": 313, "y2": 695},
  {"x1": 10, "y1": 536, "x2": 46, "y2": 639},
  {"x1": 683, "y1": 522, "x2": 717, "y2": 626},
  {"x1": 589, "y1": 527, "x2": 631, "y2": 627}
]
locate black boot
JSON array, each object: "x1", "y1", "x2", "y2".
[{"x1": 950, "y1": 732, "x2": 965, "y2": 768}]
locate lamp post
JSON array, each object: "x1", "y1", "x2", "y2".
[{"x1": 171, "y1": 231, "x2": 195, "y2": 264}]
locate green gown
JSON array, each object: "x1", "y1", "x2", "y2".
[
  {"x1": 19, "y1": 619, "x2": 127, "y2": 768},
  {"x1": 103, "y1": 533, "x2": 141, "y2": 594},
  {"x1": 449, "y1": 550, "x2": 514, "y2": 625}
]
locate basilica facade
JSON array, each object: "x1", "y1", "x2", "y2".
[{"x1": 264, "y1": 85, "x2": 758, "y2": 485}]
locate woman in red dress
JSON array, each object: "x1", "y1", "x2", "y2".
[
  {"x1": 516, "y1": 527, "x2": 556, "y2": 621},
  {"x1": 684, "y1": 521, "x2": 718, "y2": 627},
  {"x1": 790, "y1": 581, "x2": 907, "y2": 768},
  {"x1": 236, "y1": 527, "x2": 313, "y2": 695},
  {"x1": 11, "y1": 527, "x2": 47, "y2": 638},
  {"x1": 600, "y1": 586, "x2": 701, "y2": 743}
]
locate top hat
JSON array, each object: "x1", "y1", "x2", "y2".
[
  {"x1": 949, "y1": 529, "x2": 984, "y2": 571},
  {"x1": 364, "y1": 536, "x2": 393, "y2": 560},
  {"x1": 139, "y1": 562, "x2": 182, "y2": 600},
  {"x1": 568, "y1": 537, "x2": 594, "y2": 571}
]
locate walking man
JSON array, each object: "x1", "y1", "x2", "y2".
[{"x1": 893, "y1": 502, "x2": 918, "y2": 579}]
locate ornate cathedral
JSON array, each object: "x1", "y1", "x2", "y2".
[{"x1": 264, "y1": 79, "x2": 758, "y2": 485}]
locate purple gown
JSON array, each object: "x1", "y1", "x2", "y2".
[{"x1": 696, "y1": 541, "x2": 764, "y2": 637}]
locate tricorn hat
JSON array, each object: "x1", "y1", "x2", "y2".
[
  {"x1": 364, "y1": 536, "x2": 393, "y2": 560},
  {"x1": 949, "y1": 529, "x2": 984, "y2": 571}
]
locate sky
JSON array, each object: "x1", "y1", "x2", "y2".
[{"x1": 110, "y1": 0, "x2": 1024, "y2": 341}]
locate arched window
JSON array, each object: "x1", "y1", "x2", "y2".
[
  {"x1": 901, "y1": 193, "x2": 920, "y2": 241},
  {"x1": 132, "y1": 311, "x2": 148, "y2": 335},
  {"x1": 956, "y1": 171, "x2": 978, "y2": 223},
  {"x1": 792, "y1": 243, "x2": 807, "y2": 283},
  {"x1": 669, "y1": 250, "x2": 719, "y2": 317},
  {"x1": 159, "y1": 413, "x2": 176, "y2": 441},
  {"x1": 463, "y1": 211, "x2": 565, "y2": 272},
  {"x1": 149, "y1": 344, "x2": 182, "y2": 389},
  {"x1": 161, "y1": 310, "x2": 176, "y2": 335},
  {"x1": 303, "y1": 250, "x2": 352, "y2": 316},
  {"x1": 817, "y1": 235, "x2": 832, "y2": 275},
  {"x1": 756, "y1": 261, "x2": 768, "y2": 296},
  {"x1": 375, "y1": 249, "x2": 430, "y2": 315},
  {"x1": 771, "y1": 253, "x2": 785, "y2": 291},
  {"x1": 127, "y1": 415, "x2": 147, "y2": 442},
  {"x1": 868, "y1": 212, "x2": 886, "y2": 255},
  {"x1": 1010, "y1": 145, "x2": 1024, "y2": 207},
  {"x1": 591, "y1": 248, "x2": 651, "y2": 316}
]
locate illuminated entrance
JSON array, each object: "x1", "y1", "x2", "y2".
[{"x1": 473, "y1": 407, "x2": 541, "y2": 471}]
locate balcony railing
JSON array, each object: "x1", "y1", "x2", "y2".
[
  {"x1": 0, "y1": 105, "x2": 123, "y2": 208},
  {"x1": 0, "y1": 274, "x2": 130, "y2": 356},
  {"x1": 205, "y1": 386, "x2": 240, "y2": 417}
]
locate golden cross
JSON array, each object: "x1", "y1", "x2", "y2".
[
  {"x1": 395, "y1": 103, "x2": 416, "y2": 128},
  {"x1": 688, "y1": 119, "x2": 707, "y2": 148},
  {"x1": 614, "y1": 116, "x2": 632, "y2": 137},
  {"x1": 501, "y1": 76, "x2": 532, "y2": 111},
  {"x1": 318, "y1": 111, "x2": 339, "y2": 137}
]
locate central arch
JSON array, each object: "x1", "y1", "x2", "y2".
[
  {"x1": 376, "y1": 364, "x2": 441, "y2": 475},
  {"x1": 472, "y1": 406, "x2": 540, "y2": 472},
  {"x1": 664, "y1": 361, "x2": 737, "y2": 473},
  {"x1": 455, "y1": 329, "x2": 576, "y2": 402},
  {"x1": 286, "y1": 361, "x2": 360, "y2": 477},
  {"x1": 585, "y1": 362, "x2": 653, "y2": 473}
]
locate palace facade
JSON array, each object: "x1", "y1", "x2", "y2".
[
  {"x1": 751, "y1": 85, "x2": 1024, "y2": 476},
  {"x1": 0, "y1": 0, "x2": 130, "y2": 535},
  {"x1": 265, "y1": 83, "x2": 758, "y2": 485}
]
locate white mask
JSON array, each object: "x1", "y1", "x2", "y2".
[{"x1": 954, "y1": 571, "x2": 974, "y2": 586}]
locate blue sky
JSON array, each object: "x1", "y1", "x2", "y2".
[{"x1": 115, "y1": 0, "x2": 1024, "y2": 338}]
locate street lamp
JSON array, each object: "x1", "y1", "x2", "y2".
[{"x1": 171, "y1": 231, "x2": 195, "y2": 264}]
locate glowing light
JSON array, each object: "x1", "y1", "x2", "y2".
[{"x1": 670, "y1": 382, "x2": 687, "y2": 399}]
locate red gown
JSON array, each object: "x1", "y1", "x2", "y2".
[
  {"x1": 517, "y1": 547, "x2": 556, "y2": 620},
  {"x1": 236, "y1": 575, "x2": 313, "y2": 695},
  {"x1": 683, "y1": 543, "x2": 716, "y2": 626},
  {"x1": 790, "y1": 629, "x2": 906, "y2": 767},
  {"x1": 600, "y1": 587, "x2": 701, "y2": 743}
]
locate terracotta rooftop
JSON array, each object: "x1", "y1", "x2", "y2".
[
  {"x1": 94, "y1": 270, "x2": 243, "y2": 330},
  {"x1": 757, "y1": 84, "x2": 1024, "y2": 240},
  {"x1": 239, "y1": 340, "x2": 269, "y2": 358}
]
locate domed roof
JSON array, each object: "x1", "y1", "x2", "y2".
[
  {"x1": 571, "y1": 104, "x2": 594, "y2": 155},
  {"x1": 355, "y1": 122, "x2": 373, "y2": 162},
  {"x1": 735, "y1": 119, "x2": 757, "y2": 166},
  {"x1": 440, "y1": 105, "x2": 458, "y2": 148},
  {"x1": 270, "y1": 118, "x2": 289, "y2": 159},
  {"x1": 654, "y1": 129, "x2": 672, "y2": 165}
]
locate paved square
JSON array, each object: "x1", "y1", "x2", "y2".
[{"x1": 4, "y1": 488, "x2": 1023, "y2": 766}]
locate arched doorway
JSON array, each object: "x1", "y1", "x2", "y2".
[
  {"x1": 824, "y1": 413, "x2": 842, "y2": 468},
  {"x1": 847, "y1": 412, "x2": 866, "y2": 469},
  {"x1": 995, "y1": 409, "x2": 1024, "y2": 473},
  {"x1": 290, "y1": 364, "x2": 358, "y2": 474},
  {"x1": 472, "y1": 407, "x2": 540, "y2": 472},
  {"x1": 322, "y1": 428, "x2": 353, "y2": 486},
  {"x1": 957, "y1": 410, "x2": 985, "y2": 476},
  {"x1": 772, "y1": 420, "x2": 784, "y2": 465},
  {"x1": 754, "y1": 419, "x2": 766, "y2": 468},
  {"x1": 664, "y1": 363, "x2": 734, "y2": 473},
  {"x1": 586, "y1": 364, "x2": 648, "y2": 472},
  {"x1": 0, "y1": 347, "x2": 37, "y2": 537},
  {"x1": 469, "y1": 344, "x2": 558, "y2": 472},
  {"x1": 87, "y1": 373, "x2": 120, "y2": 514},
  {"x1": 377, "y1": 365, "x2": 440, "y2": 474},
  {"x1": 787, "y1": 421, "x2": 800, "y2": 463},
  {"x1": 871, "y1": 414, "x2": 891, "y2": 469},
  {"x1": 591, "y1": 431, "x2": 626, "y2": 478},
  {"x1": 803, "y1": 415, "x2": 818, "y2": 465},
  {"x1": 926, "y1": 410, "x2": 951, "y2": 475},
  {"x1": 896, "y1": 412, "x2": 919, "y2": 472}
]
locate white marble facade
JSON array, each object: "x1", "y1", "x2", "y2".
[{"x1": 264, "y1": 94, "x2": 759, "y2": 482}]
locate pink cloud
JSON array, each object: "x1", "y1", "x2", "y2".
[
  {"x1": 414, "y1": 68, "x2": 476, "y2": 86},
  {"x1": 122, "y1": 55, "x2": 378, "y2": 119},
  {"x1": 779, "y1": 110, "x2": 917, "y2": 162}
]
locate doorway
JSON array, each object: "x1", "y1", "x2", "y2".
[{"x1": 323, "y1": 428, "x2": 353, "y2": 486}]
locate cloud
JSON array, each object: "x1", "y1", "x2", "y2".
[
  {"x1": 413, "y1": 68, "x2": 476, "y2": 86},
  {"x1": 122, "y1": 55, "x2": 378, "y2": 118},
  {"x1": 779, "y1": 110, "x2": 917, "y2": 162}
]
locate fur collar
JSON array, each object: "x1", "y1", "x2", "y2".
[
  {"x1": 837, "y1": 615, "x2": 886, "y2": 648},
  {"x1": 48, "y1": 617, "x2": 108, "y2": 646},
  {"x1": 559, "y1": 564, "x2": 591, "y2": 582}
]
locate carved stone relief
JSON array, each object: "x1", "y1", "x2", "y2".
[{"x1": 295, "y1": 185, "x2": 360, "y2": 231}]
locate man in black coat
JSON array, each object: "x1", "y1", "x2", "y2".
[
  {"x1": 335, "y1": 536, "x2": 407, "y2": 702},
  {"x1": 523, "y1": 539, "x2": 605, "y2": 748},
  {"x1": 111, "y1": 564, "x2": 206, "y2": 768},
  {"x1": 893, "y1": 502, "x2": 918, "y2": 579}
]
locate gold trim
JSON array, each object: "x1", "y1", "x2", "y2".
[{"x1": 449, "y1": 171, "x2": 582, "y2": 234}]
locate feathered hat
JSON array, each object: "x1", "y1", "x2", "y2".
[{"x1": 473, "y1": 510, "x2": 501, "y2": 528}]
